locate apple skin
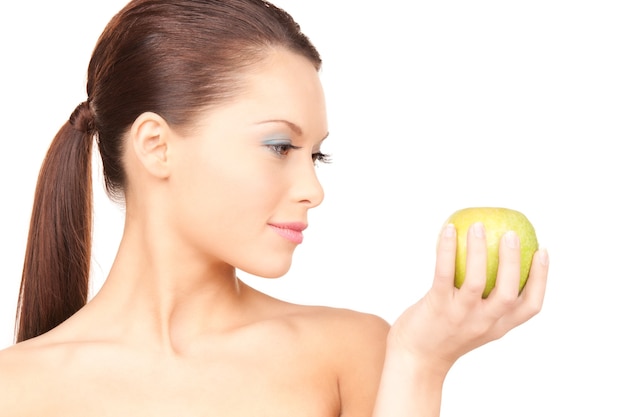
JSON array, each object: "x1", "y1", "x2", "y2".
[{"x1": 444, "y1": 207, "x2": 539, "y2": 298}]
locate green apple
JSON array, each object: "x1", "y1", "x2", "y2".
[{"x1": 444, "y1": 207, "x2": 538, "y2": 298}]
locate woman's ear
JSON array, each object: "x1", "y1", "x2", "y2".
[{"x1": 129, "y1": 112, "x2": 172, "y2": 179}]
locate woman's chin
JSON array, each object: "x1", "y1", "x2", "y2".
[{"x1": 240, "y1": 259, "x2": 293, "y2": 280}]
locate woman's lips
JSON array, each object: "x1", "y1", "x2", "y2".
[{"x1": 268, "y1": 222, "x2": 307, "y2": 244}]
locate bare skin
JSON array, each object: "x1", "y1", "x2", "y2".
[
  {"x1": 0, "y1": 284, "x2": 389, "y2": 416},
  {"x1": 0, "y1": 49, "x2": 389, "y2": 416},
  {"x1": 0, "y1": 48, "x2": 549, "y2": 416}
]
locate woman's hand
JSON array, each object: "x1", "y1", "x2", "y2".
[
  {"x1": 389, "y1": 221, "x2": 549, "y2": 376},
  {"x1": 373, "y1": 222, "x2": 548, "y2": 416}
]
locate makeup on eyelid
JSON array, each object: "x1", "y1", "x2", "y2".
[
  {"x1": 262, "y1": 137, "x2": 296, "y2": 146},
  {"x1": 261, "y1": 134, "x2": 329, "y2": 163}
]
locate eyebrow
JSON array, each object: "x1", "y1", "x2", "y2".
[{"x1": 256, "y1": 119, "x2": 329, "y2": 141}]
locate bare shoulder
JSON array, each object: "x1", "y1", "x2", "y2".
[
  {"x1": 275, "y1": 303, "x2": 390, "y2": 414},
  {"x1": 0, "y1": 335, "x2": 86, "y2": 415},
  {"x1": 276, "y1": 302, "x2": 390, "y2": 350},
  {"x1": 0, "y1": 342, "x2": 34, "y2": 385},
  {"x1": 0, "y1": 344, "x2": 21, "y2": 395},
  {"x1": 260, "y1": 299, "x2": 391, "y2": 368},
  {"x1": 0, "y1": 341, "x2": 46, "y2": 413}
]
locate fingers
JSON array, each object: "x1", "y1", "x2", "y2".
[
  {"x1": 431, "y1": 222, "x2": 549, "y2": 321},
  {"x1": 491, "y1": 232, "x2": 522, "y2": 302},
  {"x1": 491, "y1": 247, "x2": 549, "y2": 336},
  {"x1": 431, "y1": 224, "x2": 457, "y2": 297},
  {"x1": 421, "y1": 223, "x2": 549, "y2": 359},
  {"x1": 512, "y1": 248, "x2": 549, "y2": 324},
  {"x1": 457, "y1": 222, "x2": 488, "y2": 302}
]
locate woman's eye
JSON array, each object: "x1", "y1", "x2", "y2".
[
  {"x1": 263, "y1": 140, "x2": 331, "y2": 164},
  {"x1": 267, "y1": 143, "x2": 300, "y2": 156},
  {"x1": 312, "y1": 152, "x2": 331, "y2": 165}
]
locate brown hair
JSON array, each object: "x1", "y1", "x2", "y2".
[{"x1": 16, "y1": 0, "x2": 321, "y2": 343}]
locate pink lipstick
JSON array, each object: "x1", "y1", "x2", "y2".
[{"x1": 269, "y1": 222, "x2": 307, "y2": 244}]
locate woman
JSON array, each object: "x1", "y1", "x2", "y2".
[{"x1": 0, "y1": 0, "x2": 549, "y2": 415}]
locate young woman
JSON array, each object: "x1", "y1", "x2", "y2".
[{"x1": 0, "y1": 1, "x2": 549, "y2": 415}]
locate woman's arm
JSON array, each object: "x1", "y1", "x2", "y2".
[{"x1": 373, "y1": 223, "x2": 549, "y2": 416}]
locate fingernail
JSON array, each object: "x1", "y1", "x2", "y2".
[
  {"x1": 504, "y1": 231, "x2": 519, "y2": 248},
  {"x1": 472, "y1": 222, "x2": 485, "y2": 238},
  {"x1": 538, "y1": 248, "x2": 549, "y2": 266},
  {"x1": 443, "y1": 224, "x2": 456, "y2": 238}
]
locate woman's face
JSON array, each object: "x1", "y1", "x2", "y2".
[{"x1": 168, "y1": 49, "x2": 328, "y2": 278}]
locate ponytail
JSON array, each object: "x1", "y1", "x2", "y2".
[
  {"x1": 14, "y1": 0, "x2": 323, "y2": 342},
  {"x1": 15, "y1": 102, "x2": 95, "y2": 343}
]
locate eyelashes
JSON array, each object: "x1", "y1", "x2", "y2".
[
  {"x1": 266, "y1": 143, "x2": 301, "y2": 157},
  {"x1": 312, "y1": 151, "x2": 331, "y2": 165},
  {"x1": 265, "y1": 143, "x2": 331, "y2": 165}
]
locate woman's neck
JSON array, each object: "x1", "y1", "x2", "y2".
[{"x1": 76, "y1": 216, "x2": 253, "y2": 355}]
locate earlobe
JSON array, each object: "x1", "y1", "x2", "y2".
[{"x1": 130, "y1": 112, "x2": 171, "y2": 179}]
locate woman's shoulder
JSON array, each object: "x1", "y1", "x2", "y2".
[
  {"x1": 0, "y1": 331, "x2": 122, "y2": 416},
  {"x1": 0, "y1": 340, "x2": 44, "y2": 380},
  {"x1": 0, "y1": 335, "x2": 62, "y2": 371},
  {"x1": 270, "y1": 302, "x2": 391, "y2": 371},
  {"x1": 275, "y1": 304, "x2": 390, "y2": 414},
  {"x1": 0, "y1": 346, "x2": 19, "y2": 411},
  {"x1": 0, "y1": 340, "x2": 51, "y2": 412},
  {"x1": 246, "y1": 283, "x2": 391, "y2": 346},
  {"x1": 295, "y1": 304, "x2": 390, "y2": 340},
  {"x1": 0, "y1": 332, "x2": 76, "y2": 368},
  {"x1": 265, "y1": 299, "x2": 391, "y2": 345}
]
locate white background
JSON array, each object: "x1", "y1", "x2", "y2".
[{"x1": 1, "y1": 1, "x2": 625, "y2": 416}]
